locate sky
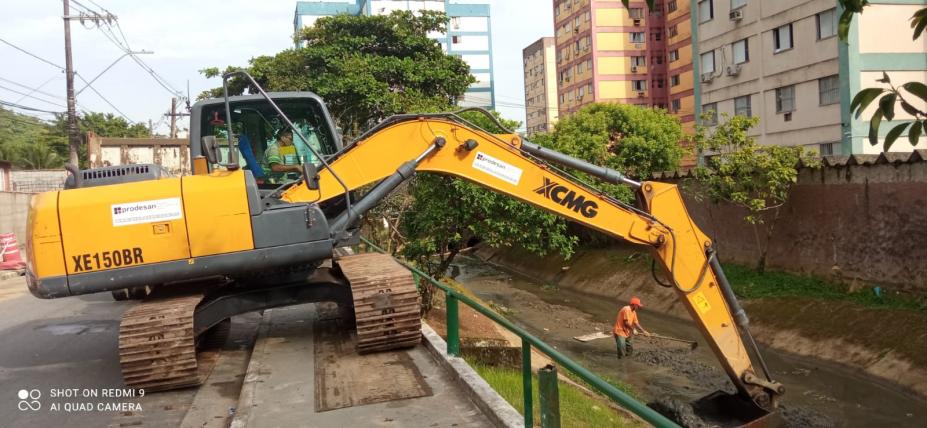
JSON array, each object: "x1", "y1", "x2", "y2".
[{"x1": 0, "y1": 0, "x2": 553, "y2": 135}]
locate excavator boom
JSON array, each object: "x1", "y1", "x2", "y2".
[{"x1": 280, "y1": 112, "x2": 784, "y2": 413}]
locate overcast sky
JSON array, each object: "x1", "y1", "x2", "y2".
[{"x1": 1, "y1": 1, "x2": 553, "y2": 134}]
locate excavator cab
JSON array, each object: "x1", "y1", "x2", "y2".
[{"x1": 189, "y1": 92, "x2": 343, "y2": 187}]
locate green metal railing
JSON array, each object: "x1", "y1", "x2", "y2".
[{"x1": 358, "y1": 238, "x2": 679, "y2": 428}]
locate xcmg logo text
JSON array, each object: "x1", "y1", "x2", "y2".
[{"x1": 534, "y1": 178, "x2": 598, "y2": 218}]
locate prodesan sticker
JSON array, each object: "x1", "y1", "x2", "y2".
[
  {"x1": 111, "y1": 198, "x2": 183, "y2": 227},
  {"x1": 472, "y1": 152, "x2": 523, "y2": 185}
]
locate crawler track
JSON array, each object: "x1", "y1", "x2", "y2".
[
  {"x1": 337, "y1": 253, "x2": 422, "y2": 353},
  {"x1": 118, "y1": 295, "x2": 211, "y2": 391}
]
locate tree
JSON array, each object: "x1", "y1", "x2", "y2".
[
  {"x1": 840, "y1": 1, "x2": 927, "y2": 150},
  {"x1": 201, "y1": 11, "x2": 474, "y2": 137},
  {"x1": 537, "y1": 103, "x2": 686, "y2": 204},
  {"x1": 692, "y1": 113, "x2": 817, "y2": 273},
  {"x1": 45, "y1": 111, "x2": 150, "y2": 167},
  {"x1": 399, "y1": 111, "x2": 578, "y2": 282}
]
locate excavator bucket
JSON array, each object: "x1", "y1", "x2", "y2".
[{"x1": 691, "y1": 391, "x2": 784, "y2": 427}]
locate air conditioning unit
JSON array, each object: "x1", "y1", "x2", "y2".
[
  {"x1": 726, "y1": 64, "x2": 742, "y2": 76},
  {"x1": 701, "y1": 73, "x2": 714, "y2": 83},
  {"x1": 637, "y1": 91, "x2": 646, "y2": 98},
  {"x1": 633, "y1": 19, "x2": 642, "y2": 26},
  {"x1": 631, "y1": 66, "x2": 639, "y2": 73},
  {"x1": 729, "y1": 10, "x2": 744, "y2": 21},
  {"x1": 634, "y1": 43, "x2": 644, "y2": 50}
]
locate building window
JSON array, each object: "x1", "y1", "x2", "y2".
[
  {"x1": 735, "y1": 95, "x2": 752, "y2": 117},
  {"x1": 819, "y1": 142, "x2": 839, "y2": 156},
  {"x1": 653, "y1": 31, "x2": 662, "y2": 41},
  {"x1": 732, "y1": 38, "x2": 749, "y2": 64},
  {"x1": 773, "y1": 23, "x2": 793, "y2": 53},
  {"x1": 671, "y1": 98, "x2": 681, "y2": 111},
  {"x1": 667, "y1": 0, "x2": 677, "y2": 13},
  {"x1": 819, "y1": 75, "x2": 840, "y2": 105},
  {"x1": 632, "y1": 80, "x2": 647, "y2": 91},
  {"x1": 731, "y1": 0, "x2": 747, "y2": 10},
  {"x1": 630, "y1": 32, "x2": 645, "y2": 43},
  {"x1": 654, "y1": 55, "x2": 664, "y2": 64},
  {"x1": 655, "y1": 78, "x2": 665, "y2": 88},
  {"x1": 632, "y1": 56, "x2": 646, "y2": 66},
  {"x1": 671, "y1": 74, "x2": 680, "y2": 86},
  {"x1": 452, "y1": 35, "x2": 461, "y2": 44},
  {"x1": 817, "y1": 9, "x2": 837, "y2": 39},
  {"x1": 451, "y1": 17, "x2": 461, "y2": 30},
  {"x1": 669, "y1": 49, "x2": 679, "y2": 62},
  {"x1": 629, "y1": 8, "x2": 644, "y2": 19},
  {"x1": 701, "y1": 51, "x2": 715, "y2": 74},
  {"x1": 776, "y1": 85, "x2": 795, "y2": 113},
  {"x1": 699, "y1": 0, "x2": 714, "y2": 23},
  {"x1": 703, "y1": 103, "x2": 718, "y2": 125},
  {"x1": 668, "y1": 25, "x2": 678, "y2": 38}
]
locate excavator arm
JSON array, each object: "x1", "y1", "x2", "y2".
[{"x1": 280, "y1": 113, "x2": 784, "y2": 412}]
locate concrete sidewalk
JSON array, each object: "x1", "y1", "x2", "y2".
[{"x1": 231, "y1": 303, "x2": 506, "y2": 428}]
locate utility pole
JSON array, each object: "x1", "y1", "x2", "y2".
[
  {"x1": 170, "y1": 98, "x2": 177, "y2": 138},
  {"x1": 164, "y1": 97, "x2": 189, "y2": 139},
  {"x1": 63, "y1": 0, "x2": 79, "y2": 167},
  {"x1": 62, "y1": 1, "x2": 118, "y2": 166}
]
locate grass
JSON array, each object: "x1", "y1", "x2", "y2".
[
  {"x1": 467, "y1": 360, "x2": 642, "y2": 428},
  {"x1": 723, "y1": 263, "x2": 927, "y2": 312}
]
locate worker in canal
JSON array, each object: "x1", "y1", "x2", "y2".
[{"x1": 613, "y1": 297, "x2": 650, "y2": 358}]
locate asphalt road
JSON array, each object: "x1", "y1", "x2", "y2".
[{"x1": 0, "y1": 276, "x2": 257, "y2": 428}]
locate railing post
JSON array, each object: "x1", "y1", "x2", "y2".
[
  {"x1": 445, "y1": 290, "x2": 460, "y2": 357},
  {"x1": 538, "y1": 364, "x2": 560, "y2": 428},
  {"x1": 522, "y1": 338, "x2": 533, "y2": 427}
]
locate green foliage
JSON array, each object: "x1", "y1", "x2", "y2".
[
  {"x1": 840, "y1": 2, "x2": 927, "y2": 150},
  {"x1": 397, "y1": 109, "x2": 578, "y2": 279},
  {"x1": 536, "y1": 103, "x2": 686, "y2": 204},
  {"x1": 724, "y1": 263, "x2": 927, "y2": 312},
  {"x1": 693, "y1": 113, "x2": 816, "y2": 272},
  {"x1": 693, "y1": 113, "x2": 813, "y2": 224},
  {"x1": 201, "y1": 11, "x2": 474, "y2": 136},
  {"x1": 0, "y1": 107, "x2": 150, "y2": 169},
  {"x1": 466, "y1": 360, "x2": 639, "y2": 428}
]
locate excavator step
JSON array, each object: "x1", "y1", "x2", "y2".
[{"x1": 337, "y1": 253, "x2": 422, "y2": 354}]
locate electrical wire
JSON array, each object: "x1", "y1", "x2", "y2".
[
  {"x1": 0, "y1": 84, "x2": 66, "y2": 108},
  {"x1": 0, "y1": 38, "x2": 64, "y2": 70},
  {"x1": 0, "y1": 76, "x2": 66, "y2": 101},
  {"x1": 0, "y1": 99, "x2": 63, "y2": 114}
]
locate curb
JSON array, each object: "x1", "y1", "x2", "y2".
[
  {"x1": 229, "y1": 310, "x2": 273, "y2": 428},
  {"x1": 421, "y1": 322, "x2": 524, "y2": 428},
  {"x1": 0, "y1": 270, "x2": 24, "y2": 281}
]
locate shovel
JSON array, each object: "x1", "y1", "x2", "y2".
[{"x1": 646, "y1": 332, "x2": 698, "y2": 350}]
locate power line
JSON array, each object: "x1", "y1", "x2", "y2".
[
  {"x1": 0, "y1": 99, "x2": 63, "y2": 114},
  {"x1": 0, "y1": 76, "x2": 66, "y2": 101},
  {"x1": 0, "y1": 84, "x2": 67, "y2": 108},
  {"x1": 74, "y1": 72, "x2": 133, "y2": 122},
  {"x1": 0, "y1": 38, "x2": 64, "y2": 70}
]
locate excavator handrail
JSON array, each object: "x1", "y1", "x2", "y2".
[{"x1": 279, "y1": 114, "x2": 783, "y2": 411}]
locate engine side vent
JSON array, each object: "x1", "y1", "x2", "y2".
[{"x1": 65, "y1": 164, "x2": 171, "y2": 189}]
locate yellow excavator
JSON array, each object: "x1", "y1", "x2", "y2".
[{"x1": 25, "y1": 72, "x2": 782, "y2": 424}]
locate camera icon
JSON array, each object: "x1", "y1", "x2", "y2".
[{"x1": 17, "y1": 389, "x2": 41, "y2": 411}]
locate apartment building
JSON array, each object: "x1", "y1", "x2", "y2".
[
  {"x1": 551, "y1": 0, "x2": 695, "y2": 131},
  {"x1": 693, "y1": 0, "x2": 927, "y2": 154},
  {"x1": 294, "y1": 0, "x2": 495, "y2": 108},
  {"x1": 523, "y1": 37, "x2": 559, "y2": 135}
]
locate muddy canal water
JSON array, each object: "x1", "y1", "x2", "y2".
[{"x1": 451, "y1": 256, "x2": 926, "y2": 427}]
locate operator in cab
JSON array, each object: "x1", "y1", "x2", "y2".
[
  {"x1": 613, "y1": 297, "x2": 650, "y2": 358},
  {"x1": 263, "y1": 128, "x2": 303, "y2": 183}
]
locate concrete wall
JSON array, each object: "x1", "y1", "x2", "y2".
[
  {"x1": 0, "y1": 192, "x2": 31, "y2": 252},
  {"x1": 672, "y1": 155, "x2": 927, "y2": 290},
  {"x1": 9, "y1": 170, "x2": 67, "y2": 193}
]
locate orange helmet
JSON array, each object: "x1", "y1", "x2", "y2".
[{"x1": 630, "y1": 297, "x2": 643, "y2": 307}]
